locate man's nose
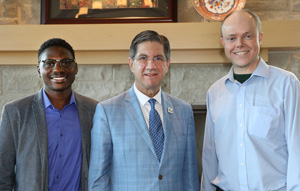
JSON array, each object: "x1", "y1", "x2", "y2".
[
  {"x1": 52, "y1": 61, "x2": 64, "y2": 72},
  {"x1": 145, "y1": 58, "x2": 156, "y2": 69},
  {"x1": 236, "y1": 38, "x2": 244, "y2": 48}
]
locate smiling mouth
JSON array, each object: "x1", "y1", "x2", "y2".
[
  {"x1": 234, "y1": 50, "x2": 250, "y2": 55},
  {"x1": 51, "y1": 76, "x2": 67, "y2": 83},
  {"x1": 145, "y1": 73, "x2": 157, "y2": 77}
]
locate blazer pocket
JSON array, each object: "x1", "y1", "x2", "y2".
[{"x1": 248, "y1": 106, "x2": 279, "y2": 139}]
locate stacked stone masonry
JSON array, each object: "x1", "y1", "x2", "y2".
[{"x1": 0, "y1": 0, "x2": 299, "y2": 116}]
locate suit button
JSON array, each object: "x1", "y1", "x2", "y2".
[{"x1": 158, "y1": 175, "x2": 163, "y2": 180}]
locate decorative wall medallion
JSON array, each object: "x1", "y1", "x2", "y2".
[{"x1": 193, "y1": 0, "x2": 246, "y2": 21}]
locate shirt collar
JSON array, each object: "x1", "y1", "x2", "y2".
[
  {"x1": 252, "y1": 58, "x2": 270, "y2": 79},
  {"x1": 133, "y1": 83, "x2": 162, "y2": 107},
  {"x1": 225, "y1": 58, "x2": 269, "y2": 84},
  {"x1": 42, "y1": 89, "x2": 76, "y2": 109}
]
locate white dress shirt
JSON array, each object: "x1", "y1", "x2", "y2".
[{"x1": 133, "y1": 83, "x2": 164, "y2": 130}]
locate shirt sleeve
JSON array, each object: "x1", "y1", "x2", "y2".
[
  {"x1": 88, "y1": 103, "x2": 112, "y2": 191},
  {"x1": 201, "y1": 92, "x2": 218, "y2": 191},
  {"x1": 285, "y1": 78, "x2": 300, "y2": 190},
  {"x1": 0, "y1": 105, "x2": 16, "y2": 190}
]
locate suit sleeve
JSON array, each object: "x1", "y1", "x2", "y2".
[
  {"x1": 88, "y1": 103, "x2": 112, "y2": 191},
  {"x1": 201, "y1": 92, "x2": 218, "y2": 191},
  {"x1": 285, "y1": 78, "x2": 300, "y2": 190},
  {"x1": 183, "y1": 105, "x2": 200, "y2": 191},
  {"x1": 0, "y1": 106, "x2": 16, "y2": 190}
]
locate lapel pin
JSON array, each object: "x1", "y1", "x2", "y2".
[{"x1": 168, "y1": 107, "x2": 173, "y2": 114}]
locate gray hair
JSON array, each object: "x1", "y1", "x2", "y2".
[{"x1": 129, "y1": 30, "x2": 170, "y2": 61}]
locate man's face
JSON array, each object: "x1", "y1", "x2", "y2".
[
  {"x1": 221, "y1": 11, "x2": 263, "y2": 74},
  {"x1": 129, "y1": 41, "x2": 170, "y2": 97},
  {"x1": 37, "y1": 46, "x2": 78, "y2": 94}
]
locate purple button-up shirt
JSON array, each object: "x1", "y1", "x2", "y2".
[{"x1": 43, "y1": 90, "x2": 82, "y2": 191}]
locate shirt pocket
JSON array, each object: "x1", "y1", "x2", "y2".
[{"x1": 248, "y1": 106, "x2": 279, "y2": 139}]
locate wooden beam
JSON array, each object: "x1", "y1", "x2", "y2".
[
  {"x1": 0, "y1": 49, "x2": 268, "y2": 65},
  {"x1": 0, "y1": 21, "x2": 297, "y2": 65}
]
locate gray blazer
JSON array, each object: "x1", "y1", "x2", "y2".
[{"x1": 0, "y1": 89, "x2": 98, "y2": 191}]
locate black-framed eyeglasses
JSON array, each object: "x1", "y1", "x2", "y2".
[{"x1": 39, "y1": 58, "x2": 76, "y2": 69}]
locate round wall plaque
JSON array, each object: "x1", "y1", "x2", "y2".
[{"x1": 193, "y1": 0, "x2": 246, "y2": 21}]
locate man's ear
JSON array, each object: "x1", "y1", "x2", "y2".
[
  {"x1": 165, "y1": 59, "x2": 171, "y2": 73},
  {"x1": 37, "y1": 64, "x2": 41, "y2": 78},
  {"x1": 74, "y1": 62, "x2": 78, "y2": 74},
  {"x1": 129, "y1": 57, "x2": 134, "y2": 73},
  {"x1": 258, "y1": 32, "x2": 264, "y2": 45},
  {"x1": 220, "y1": 37, "x2": 224, "y2": 47}
]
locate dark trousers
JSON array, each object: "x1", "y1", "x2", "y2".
[{"x1": 216, "y1": 187, "x2": 224, "y2": 191}]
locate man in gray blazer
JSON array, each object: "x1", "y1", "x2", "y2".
[{"x1": 0, "y1": 38, "x2": 98, "y2": 191}]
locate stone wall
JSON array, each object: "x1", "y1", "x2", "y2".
[
  {"x1": 0, "y1": 0, "x2": 299, "y2": 115},
  {"x1": 0, "y1": 0, "x2": 40, "y2": 24}
]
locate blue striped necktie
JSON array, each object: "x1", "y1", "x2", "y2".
[{"x1": 148, "y1": 98, "x2": 164, "y2": 162}]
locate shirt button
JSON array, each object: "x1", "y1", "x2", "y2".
[
  {"x1": 158, "y1": 175, "x2": 163, "y2": 180},
  {"x1": 239, "y1": 104, "x2": 242, "y2": 107},
  {"x1": 240, "y1": 124, "x2": 243, "y2": 127},
  {"x1": 242, "y1": 184, "x2": 246, "y2": 186},
  {"x1": 60, "y1": 133, "x2": 63, "y2": 137},
  {"x1": 59, "y1": 154, "x2": 62, "y2": 158},
  {"x1": 56, "y1": 176, "x2": 59, "y2": 179},
  {"x1": 240, "y1": 143, "x2": 243, "y2": 146},
  {"x1": 241, "y1": 162, "x2": 244, "y2": 166}
]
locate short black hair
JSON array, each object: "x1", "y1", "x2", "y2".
[
  {"x1": 38, "y1": 38, "x2": 75, "y2": 60},
  {"x1": 129, "y1": 30, "x2": 170, "y2": 61}
]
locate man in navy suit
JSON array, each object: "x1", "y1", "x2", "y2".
[{"x1": 88, "y1": 30, "x2": 199, "y2": 191}]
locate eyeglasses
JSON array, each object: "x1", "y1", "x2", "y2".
[
  {"x1": 39, "y1": 58, "x2": 76, "y2": 69},
  {"x1": 134, "y1": 55, "x2": 167, "y2": 64}
]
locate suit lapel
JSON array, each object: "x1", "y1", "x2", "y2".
[
  {"x1": 160, "y1": 92, "x2": 173, "y2": 162},
  {"x1": 74, "y1": 93, "x2": 89, "y2": 151},
  {"x1": 125, "y1": 87, "x2": 158, "y2": 158},
  {"x1": 74, "y1": 93, "x2": 91, "y2": 189},
  {"x1": 32, "y1": 89, "x2": 49, "y2": 186}
]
